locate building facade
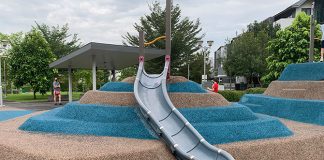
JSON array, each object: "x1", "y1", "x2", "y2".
[
  {"x1": 271, "y1": 0, "x2": 324, "y2": 28},
  {"x1": 0, "y1": 40, "x2": 11, "y2": 56}
]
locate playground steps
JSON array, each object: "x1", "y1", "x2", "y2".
[
  {"x1": 19, "y1": 102, "x2": 292, "y2": 145},
  {"x1": 240, "y1": 94, "x2": 324, "y2": 126}
]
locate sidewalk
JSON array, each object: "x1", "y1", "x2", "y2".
[{"x1": 2, "y1": 101, "x2": 68, "y2": 111}]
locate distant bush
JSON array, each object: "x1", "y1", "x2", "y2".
[
  {"x1": 219, "y1": 90, "x2": 245, "y2": 102},
  {"x1": 219, "y1": 88, "x2": 266, "y2": 102},
  {"x1": 245, "y1": 88, "x2": 266, "y2": 94}
]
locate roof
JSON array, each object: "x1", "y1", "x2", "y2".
[
  {"x1": 273, "y1": 0, "x2": 309, "y2": 20},
  {"x1": 49, "y1": 42, "x2": 165, "y2": 70}
]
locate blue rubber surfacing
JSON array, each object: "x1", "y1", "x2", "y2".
[
  {"x1": 99, "y1": 81, "x2": 207, "y2": 93},
  {"x1": 240, "y1": 94, "x2": 324, "y2": 126},
  {"x1": 0, "y1": 110, "x2": 33, "y2": 122},
  {"x1": 279, "y1": 62, "x2": 324, "y2": 81},
  {"x1": 19, "y1": 102, "x2": 292, "y2": 144}
]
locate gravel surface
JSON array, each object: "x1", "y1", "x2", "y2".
[
  {"x1": 0, "y1": 113, "x2": 323, "y2": 160},
  {"x1": 79, "y1": 91, "x2": 230, "y2": 108},
  {"x1": 122, "y1": 76, "x2": 188, "y2": 83},
  {"x1": 264, "y1": 81, "x2": 324, "y2": 100}
]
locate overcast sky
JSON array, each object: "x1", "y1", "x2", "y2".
[{"x1": 1, "y1": 0, "x2": 301, "y2": 53}]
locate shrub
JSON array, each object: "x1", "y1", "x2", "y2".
[
  {"x1": 218, "y1": 90, "x2": 245, "y2": 102},
  {"x1": 219, "y1": 88, "x2": 267, "y2": 102},
  {"x1": 245, "y1": 88, "x2": 266, "y2": 94}
]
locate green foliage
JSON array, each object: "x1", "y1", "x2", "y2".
[
  {"x1": 245, "y1": 87, "x2": 266, "y2": 94},
  {"x1": 8, "y1": 29, "x2": 55, "y2": 99},
  {"x1": 123, "y1": 2, "x2": 203, "y2": 77},
  {"x1": 262, "y1": 12, "x2": 322, "y2": 83},
  {"x1": 186, "y1": 50, "x2": 211, "y2": 83},
  {"x1": 224, "y1": 21, "x2": 279, "y2": 86},
  {"x1": 35, "y1": 22, "x2": 82, "y2": 92},
  {"x1": 219, "y1": 88, "x2": 266, "y2": 102},
  {"x1": 218, "y1": 90, "x2": 245, "y2": 102},
  {"x1": 118, "y1": 66, "x2": 137, "y2": 81},
  {"x1": 35, "y1": 22, "x2": 81, "y2": 58},
  {"x1": 73, "y1": 70, "x2": 92, "y2": 92}
]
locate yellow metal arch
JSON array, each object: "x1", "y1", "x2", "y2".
[{"x1": 144, "y1": 36, "x2": 166, "y2": 46}]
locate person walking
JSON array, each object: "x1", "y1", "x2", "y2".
[{"x1": 53, "y1": 77, "x2": 62, "y2": 105}]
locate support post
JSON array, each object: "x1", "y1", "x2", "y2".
[
  {"x1": 68, "y1": 65, "x2": 72, "y2": 103},
  {"x1": 111, "y1": 70, "x2": 116, "y2": 82},
  {"x1": 309, "y1": 2, "x2": 315, "y2": 62},
  {"x1": 139, "y1": 30, "x2": 145, "y2": 56},
  {"x1": 92, "y1": 55, "x2": 97, "y2": 90},
  {"x1": 166, "y1": 0, "x2": 171, "y2": 56},
  {"x1": 0, "y1": 57, "x2": 2, "y2": 107},
  {"x1": 166, "y1": 0, "x2": 172, "y2": 79}
]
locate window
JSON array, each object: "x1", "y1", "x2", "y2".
[{"x1": 302, "y1": 8, "x2": 311, "y2": 15}]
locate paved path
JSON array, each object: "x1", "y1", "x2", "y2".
[{"x1": 3, "y1": 101, "x2": 69, "y2": 111}]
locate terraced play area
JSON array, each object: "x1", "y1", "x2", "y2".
[{"x1": 0, "y1": 63, "x2": 324, "y2": 160}]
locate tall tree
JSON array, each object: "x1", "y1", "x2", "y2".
[
  {"x1": 8, "y1": 29, "x2": 55, "y2": 99},
  {"x1": 223, "y1": 20, "x2": 279, "y2": 86},
  {"x1": 123, "y1": 2, "x2": 203, "y2": 76},
  {"x1": 187, "y1": 50, "x2": 211, "y2": 83},
  {"x1": 35, "y1": 23, "x2": 81, "y2": 58},
  {"x1": 262, "y1": 12, "x2": 322, "y2": 83}
]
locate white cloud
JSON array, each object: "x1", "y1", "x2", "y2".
[{"x1": 0, "y1": 0, "x2": 298, "y2": 52}]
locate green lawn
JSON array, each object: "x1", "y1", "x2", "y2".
[{"x1": 4, "y1": 92, "x2": 84, "y2": 102}]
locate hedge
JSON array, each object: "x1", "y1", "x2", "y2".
[{"x1": 219, "y1": 88, "x2": 266, "y2": 102}]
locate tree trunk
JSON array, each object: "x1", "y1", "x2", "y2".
[
  {"x1": 257, "y1": 76, "x2": 263, "y2": 88},
  {"x1": 33, "y1": 91, "x2": 36, "y2": 99}
]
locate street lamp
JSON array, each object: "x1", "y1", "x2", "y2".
[
  {"x1": 0, "y1": 40, "x2": 10, "y2": 107},
  {"x1": 198, "y1": 40, "x2": 214, "y2": 84}
]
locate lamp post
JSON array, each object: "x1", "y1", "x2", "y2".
[
  {"x1": 0, "y1": 40, "x2": 10, "y2": 107},
  {"x1": 198, "y1": 40, "x2": 214, "y2": 84},
  {"x1": 309, "y1": 2, "x2": 315, "y2": 62}
]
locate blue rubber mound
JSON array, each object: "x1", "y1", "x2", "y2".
[
  {"x1": 19, "y1": 104, "x2": 156, "y2": 139},
  {"x1": 193, "y1": 114, "x2": 292, "y2": 144},
  {"x1": 166, "y1": 81, "x2": 207, "y2": 93},
  {"x1": 19, "y1": 102, "x2": 292, "y2": 144},
  {"x1": 99, "y1": 81, "x2": 207, "y2": 93},
  {"x1": 279, "y1": 62, "x2": 324, "y2": 81},
  {"x1": 0, "y1": 110, "x2": 33, "y2": 122},
  {"x1": 180, "y1": 103, "x2": 258, "y2": 122},
  {"x1": 99, "y1": 82, "x2": 134, "y2": 92},
  {"x1": 240, "y1": 94, "x2": 324, "y2": 126}
]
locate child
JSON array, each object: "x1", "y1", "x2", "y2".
[{"x1": 208, "y1": 79, "x2": 219, "y2": 93}]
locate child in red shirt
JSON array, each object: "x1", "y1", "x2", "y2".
[{"x1": 208, "y1": 80, "x2": 219, "y2": 93}]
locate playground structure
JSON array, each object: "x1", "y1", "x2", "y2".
[{"x1": 0, "y1": 1, "x2": 324, "y2": 160}]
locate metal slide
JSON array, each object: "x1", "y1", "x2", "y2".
[{"x1": 134, "y1": 56, "x2": 235, "y2": 160}]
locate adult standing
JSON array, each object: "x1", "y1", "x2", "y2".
[{"x1": 53, "y1": 77, "x2": 62, "y2": 105}]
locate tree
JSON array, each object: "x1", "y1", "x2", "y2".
[
  {"x1": 35, "y1": 22, "x2": 81, "y2": 58},
  {"x1": 187, "y1": 50, "x2": 211, "y2": 83},
  {"x1": 118, "y1": 66, "x2": 137, "y2": 81},
  {"x1": 123, "y1": 2, "x2": 203, "y2": 77},
  {"x1": 8, "y1": 29, "x2": 55, "y2": 99},
  {"x1": 223, "y1": 21, "x2": 278, "y2": 86},
  {"x1": 262, "y1": 12, "x2": 322, "y2": 83}
]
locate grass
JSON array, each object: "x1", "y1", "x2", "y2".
[{"x1": 4, "y1": 91, "x2": 83, "y2": 102}]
